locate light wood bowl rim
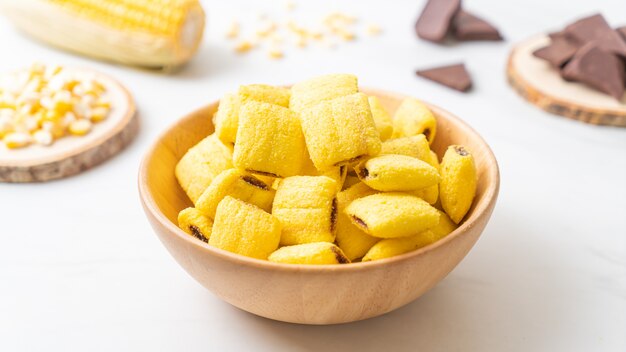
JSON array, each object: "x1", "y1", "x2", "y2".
[{"x1": 138, "y1": 87, "x2": 500, "y2": 272}]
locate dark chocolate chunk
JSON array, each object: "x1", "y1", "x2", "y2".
[
  {"x1": 451, "y1": 10, "x2": 503, "y2": 41},
  {"x1": 416, "y1": 63, "x2": 472, "y2": 92},
  {"x1": 617, "y1": 26, "x2": 626, "y2": 41},
  {"x1": 564, "y1": 14, "x2": 626, "y2": 57},
  {"x1": 533, "y1": 36, "x2": 580, "y2": 68},
  {"x1": 562, "y1": 42, "x2": 625, "y2": 100},
  {"x1": 415, "y1": 0, "x2": 461, "y2": 43}
]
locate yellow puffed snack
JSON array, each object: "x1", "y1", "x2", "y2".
[
  {"x1": 214, "y1": 85, "x2": 290, "y2": 147},
  {"x1": 178, "y1": 207, "x2": 213, "y2": 243},
  {"x1": 213, "y1": 93, "x2": 240, "y2": 147},
  {"x1": 346, "y1": 193, "x2": 440, "y2": 238},
  {"x1": 391, "y1": 98, "x2": 437, "y2": 144},
  {"x1": 431, "y1": 210, "x2": 458, "y2": 241},
  {"x1": 195, "y1": 169, "x2": 275, "y2": 219},
  {"x1": 300, "y1": 93, "x2": 381, "y2": 170},
  {"x1": 362, "y1": 230, "x2": 436, "y2": 262},
  {"x1": 289, "y1": 73, "x2": 358, "y2": 113},
  {"x1": 272, "y1": 176, "x2": 338, "y2": 245},
  {"x1": 368, "y1": 96, "x2": 393, "y2": 141},
  {"x1": 238, "y1": 84, "x2": 290, "y2": 107},
  {"x1": 440, "y1": 145, "x2": 477, "y2": 224},
  {"x1": 268, "y1": 242, "x2": 350, "y2": 265},
  {"x1": 209, "y1": 196, "x2": 281, "y2": 259},
  {"x1": 175, "y1": 134, "x2": 234, "y2": 204},
  {"x1": 381, "y1": 136, "x2": 439, "y2": 203},
  {"x1": 335, "y1": 182, "x2": 379, "y2": 261},
  {"x1": 300, "y1": 154, "x2": 348, "y2": 189},
  {"x1": 233, "y1": 101, "x2": 306, "y2": 178},
  {"x1": 355, "y1": 154, "x2": 439, "y2": 192},
  {"x1": 380, "y1": 134, "x2": 431, "y2": 162}
]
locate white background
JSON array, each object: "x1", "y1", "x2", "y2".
[{"x1": 1, "y1": 0, "x2": 625, "y2": 351}]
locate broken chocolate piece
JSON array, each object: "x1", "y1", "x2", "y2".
[
  {"x1": 533, "y1": 36, "x2": 580, "y2": 68},
  {"x1": 617, "y1": 26, "x2": 626, "y2": 41},
  {"x1": 451, "y1": 10, "x2": 503, "y2": 41},
  {"x1": 564, "y1": 14, "x2": 626, "y2": 57},
  {"x1": 416, "y1": 63, "x2": 472, "y2": 92},
  {"x1": 562, "y1": 42, "x2": 625, "y2": 100},
  {"x1": 415, "y1": 0, "x2": 461, "y2": 43}
]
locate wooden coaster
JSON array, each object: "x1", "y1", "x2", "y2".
[
  {"x1": 507, "y1": 35, "x2": 626, "y2": 127},
  {"x1": 0, "y1": 68, "x2": 138, "y2": 182}
]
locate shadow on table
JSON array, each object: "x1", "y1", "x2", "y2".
[{"x1": 224, "y1": 205, "x2": 595, "y2": 352}]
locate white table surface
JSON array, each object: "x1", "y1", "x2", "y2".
[{"x1": 1, "y1": 0, "x2": 625, "y2": 351}]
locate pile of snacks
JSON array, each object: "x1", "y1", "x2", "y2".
[
  {"x1": 225, "y1": 3, "x2": 382, "y2": 59},
  {"x1": 175, "y1": 74, "x2": 478, "y2": 264},
  {"x1": 0, "y1": 63, "x2": 111, "y2": 149},
  {"x1": 533, "y1": 14, "x2": 626, "y2": 100}
]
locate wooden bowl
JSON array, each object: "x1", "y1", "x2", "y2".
[{"x1": 138, "y1": 88, "x2": 500, "y2": 325}]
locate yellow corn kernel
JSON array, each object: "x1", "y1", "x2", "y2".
[
  {"x1": 213, "y1": 93, "x2": 240, "y2": 147},
  {"x1": 235, "y1": 40, "x2": 254, "y2": 53},
  {"x1": 33, "y1": 130, "x2": 53, "y2": 146},
  {"x1": 269, "y1": 242, "x2": 350, "y2": 265},
  {"x1": 209, "y1": 196, "x2": 282, "y2": 260},
  {"x1": 346, "y1": 193, "x2": 440, "y2": 238},
  {"x1": 355, "y1": 154, "x2": 439, "y2": 192},
  {"x1": 300, "y1": 93, "x2": 381, "y2": 170},
  {"x1": 272, "y1": 176, "x2": 338, "y2": 245},
  {"x1": 178, "y1": 207, "x2": 213, "y2": 243},
  {"x1": 368, "y1": 96, "x2": 393, "y2": 141},
  {"x1": 268, "y1": 48, "x2": 284, "y2": 59},
  {"x1": 226, "y1": 21, "x2": 240, "y2": 39},
  {"x1": 440, "y1": 145, "x2": 477, "y2": 224},
  {"x1": 175, "y1": 134, "x2": 234, "y2": 204},
  {"x1": 233, "y1": 101, "x2": 306, "y2": 178},
  {"x1": 392, "y1": 98, "x2": 437, "y2": 144},
  {"x1": 431, "y1": 210, "x2": 458, "y2": 241},
  {"x1": 362, "y1": 231, "x2": 435, "y2": 262},
  {"x1": 195, "y1": 169, "x2": 275, "y2": 219},
  {"x1": 239, "y1": 84, "x2": 290, "y2": 108},
  {"x1": 89, "y1": 107, "x2": 109, "y2": 122},
  {"x1": 367, "y1": 24, "x2": 382, "y2": 36},
  {"x1": 68, "y1": 119, "x2": 92, "y2": 136},
  {"x1": 289, "y1": 73, "x2": 358, "y2": 113},
  {"x1": 3, "y1": 132, "x2": 31, "y2": 149},
  {"x1": 335, "y1": 182, "x2": 379, "y2": 261}
]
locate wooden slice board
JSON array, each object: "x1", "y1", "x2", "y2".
[
  {"x1": 0, "y1": 68, "x2": 138, "y2": 182},
  {"x1": 507, "y1": 35, "x2": 626, "y2": 127}
]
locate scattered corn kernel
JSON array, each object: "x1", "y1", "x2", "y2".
[
  {"x1": 33, "y1": 130, "x2": 53, "y2": 146},
  {"x1": 269, "y1": 242, "x2": 350, "y2": 265},
  {"x1": 226, "y1": 21, "x2": 240, "y2": 39},
  {"x1": 3, "y1": 131, "x2": 31, "y2": 149},
  {"x1": 68, "y1": 119, "x2": 92, "y2": 136},
  {"x1": 234, "y1": 40, "x2": 254, "y2": 53}
]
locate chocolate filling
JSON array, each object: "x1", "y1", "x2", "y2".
[
  {"x1": 189, "y1": 225, "x2": 208, "y2": 243},
  {"x1": 246, "y1": 169, "x2": 280, "y2": 178},
  {"x1": 242, "y1": 175, "x2": 269, "y2": 190},
  {"x1": 454, "y1": 146, "x2": 469, "y2": 156},
  {"x1": 358, "y1": 167, "x2": 369, "y2": 179},
  {"x1": 351, "y1": 215, "x2": 368, "y2": 229},
  {"x1": 330, "y1": 246, "x2": 350, "y2": 264},
  {"x1": 330, "y1": 198, "x2": 338, "y2": 232},
  {"x1": 334, "y1": 155, "x2": 365, "y2": 167},
  {"x1": 423, "y1": 128, "x2": 431, "y2": 140}
]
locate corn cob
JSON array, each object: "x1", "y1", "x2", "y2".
[{"x1": 0, "y1": 0, "x2": 206, "y2": 69}]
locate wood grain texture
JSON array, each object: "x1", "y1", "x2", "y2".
[
  {"x1": 507, "y1": 35, "x2": 626, "y2": 127},
  {"x1": 138, "y1": 88, "x2": 500, "y2": 325},
  {"x1": 0, "y1": 68, "x2": 138, "y2": 182}
]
